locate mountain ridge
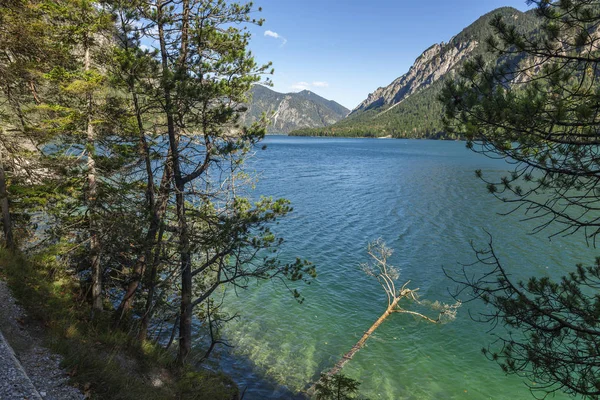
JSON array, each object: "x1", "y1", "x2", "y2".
[
  {"x1": 291, "y1": 6, "x2": 541, "y2": 139},
  {"x1": 241, "y1": 85, "x2": 349, "y2": 134}
]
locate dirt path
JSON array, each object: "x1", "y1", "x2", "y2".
[{"x1": 0, "y1": 280, "x2": 84, "y2": 400}]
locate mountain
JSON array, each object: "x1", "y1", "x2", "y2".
[
  {"x1": 241, "y1": 85, "x2": 349, "y2": 134},
  {"x1": 351, "y1": 40, "x2": 477, "y2": 115},
  {"x1": 290, "y1": 7, "x2": 541, "y2": 139}
]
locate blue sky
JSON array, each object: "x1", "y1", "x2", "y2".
[{"x1": 247, "y1": 0, "x2": 534, "y2": 110}]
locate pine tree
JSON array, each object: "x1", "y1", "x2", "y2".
[
  {"x1": 441, "y1": 1, "x2": 600, "y2": 397},
  {"x1": 141, "y1": 0, "x2": 314, "y2": 364},
  {"x1": 0, "y1": 0, "x2": 56, "y2": 248}
]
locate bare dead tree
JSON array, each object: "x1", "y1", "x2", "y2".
[{"x1": 310, "y1": 239, "x2": 461, "y2": 393}]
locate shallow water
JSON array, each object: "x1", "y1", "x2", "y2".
[{"x1": 211, "y1": 136, "x2": 591, "y2": 399}]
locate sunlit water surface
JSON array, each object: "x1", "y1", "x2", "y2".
[{"x1": 202, "y1": 136, "x2": 592, "y2": 399}]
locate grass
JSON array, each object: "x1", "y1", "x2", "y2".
[{"x1": 0, "y1": 248, "x2": 239, "y2": 400}]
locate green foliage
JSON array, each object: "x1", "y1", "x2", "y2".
[
  {"x1": 0, "y1": 0, "x2": 315, "y2": 393},
  {"x1": 175, "y1": 371, "x2": 239, "y2": 400},
  {"x1": 0, "y1": 0, "x2": 314, "y2": 378},
  {"x1": 314, "y1": 374, "x2": 368, "y2": 400},
  {"x1": 0, "y1": 248, "x2": 237, "y2": 399},
  {"x1": 441, "y1": 0, "x2": 600, "y2": 239},
  {"x1": 441, "y1": 0, "x2": 600, "y2": 398}
]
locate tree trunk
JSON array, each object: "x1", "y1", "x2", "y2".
[
  {"x1": 114, "y1": 75, "x2": 159, "y2": 324},
  {"x1": 326, "y1": 296, "x2": 401, "y2": 378},
  {"x1": 309, "y1": 283, "x2": 445, "y2": 394},
  {"x1": 177, "y1": 215, "x2": 193, "y2": 364},
  {"x1": 175, "y1": 0, "x2": 193, "y2": 366},
  {"x1": 136, "y1": 154, "x2": 174, "y2": 339},
  {"x1": 307, "y1": 298, "x2": 400, "y2": 395},
  {"x1": 0, "y1": 147, "x2": 14, "y2": 250},
  {"x1": 1, "y1": 86, "x2": 26, "y2": 251},
  {"x1": 138, "y1": 162, "x2": 171, "y2": 340},
  {"x1": 307, "y1": 297, "x2": 401, "y2": 393},
  {"x1": 165, "y1": 314, "x2": 180, "y2": 350},
  {"x1": 138, "y1": 226, "x2": 162, "y2": 342},
  {"x1": 156, "y1": 0, "x2": 193, "y2": 364},
  {"x1": 115, "y1": 255, "x2": 146, "y2": 322},
  {"x1": 84, "y1": 38, "x2": 102, "y2": 313}
]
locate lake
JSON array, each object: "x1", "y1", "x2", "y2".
[{"x1": 210, "y1": 136, "x2": 591, "y2": 399}]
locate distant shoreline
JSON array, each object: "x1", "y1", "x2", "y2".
[{"x1": 273, "y1": 133, "x2": 464, "y2": 141}]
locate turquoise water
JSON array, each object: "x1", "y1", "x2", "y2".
[{"x1": 211, "y1": 136, "x2": 592, "y2": 399}]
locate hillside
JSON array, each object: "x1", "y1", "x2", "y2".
[
  {"x1": 291, "y1": 7, "x2": 541, "y2": 139},
  {"x1": 241, "y1": 85, "x2": 349, "y2": 134}
]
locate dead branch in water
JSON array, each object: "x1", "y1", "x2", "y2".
[{"x1": 309, "y1": 239, "x2": 461, "y2": 396}]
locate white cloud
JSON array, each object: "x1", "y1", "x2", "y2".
[
  {"x1": 290, "y1": 81, "x2": 330, "y2": 92},
  {"x1": 291, "y1": 82, "x2": 310, "y2": 91},
  {"x1": 264, "y1": 30, "x2": 287, "y2": 46}
]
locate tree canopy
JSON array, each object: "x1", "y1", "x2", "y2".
[
  {"x1": 441, "y1": 0, "x2": 600, "y2": 398},
  {"x1": 0, "y1": 0, "x2": 314, "y2": 377}
]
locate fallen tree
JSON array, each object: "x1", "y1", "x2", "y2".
[{"x1": 311, "y1": 239, "x2": 461, "y2": 396}]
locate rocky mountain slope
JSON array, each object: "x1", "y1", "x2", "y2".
[
  {"x1": 291, "y1": 7, "x2": 541, "y2": 138},
  {"x1": 351, "y1": 40, "x2": 478, "y2": 115},
  {"x1": 241, "y1": 85, "x2": 349, "y2": 134}
]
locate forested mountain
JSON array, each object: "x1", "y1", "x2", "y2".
[
  {"x1": 241, "y1": 85, "x2": 349, "y2": 134},
  {"x1": 291, "y1": 7, "x2": 541, "y2": 139}
]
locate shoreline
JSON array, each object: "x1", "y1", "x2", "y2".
[{"x1": 269, "y1": 133, "x2": 464, "y2": 141}]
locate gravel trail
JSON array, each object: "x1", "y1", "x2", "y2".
[{"x1": 0, "y1": 280, "x2": 84, "y2": 400}]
